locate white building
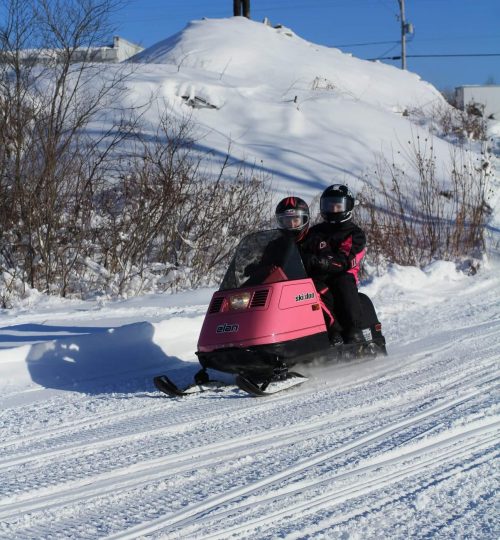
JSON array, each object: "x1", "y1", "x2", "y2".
[
  {"x1": 5, "y1": 36, "x2": 144, "y2": 65},
  {"x1": 89, "y1": 36, "x2": 144, "y2": 63},
  {"x1": 455, "y1": 85, "x2": 500, "y2": 120}
]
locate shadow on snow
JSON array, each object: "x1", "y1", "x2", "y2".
[{"x1": 4, "y1": 322, "x2": 198, "y2": 395}]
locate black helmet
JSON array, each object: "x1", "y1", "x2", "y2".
[
  {"x1": 320, "y1": 184, "x2": 356, "y2": 223},
  {"x1": 275, "y1": 196, "x2": 310, "y2": 240}
]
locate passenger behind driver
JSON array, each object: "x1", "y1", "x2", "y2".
[{"x1": 306, "y1": 185, "x2": 366, "y2": 344}]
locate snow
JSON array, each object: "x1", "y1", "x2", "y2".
[
  {"x1": 119, "y1": 17, "x2": 456, "y2": 202},
  {"x1": 1, "y1": 17, "x2": 499, "y2": 540},
  {"x1": 1, "y1": 263, "x2": 498, "y2": 539}
]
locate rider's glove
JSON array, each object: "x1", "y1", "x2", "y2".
[{"x1": 307, "y1": 254, "x2": 346, "y2": 275}]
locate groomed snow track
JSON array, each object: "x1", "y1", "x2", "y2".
[{"x1": 1, "y1": 268, "x2": 499, "y2": 539}]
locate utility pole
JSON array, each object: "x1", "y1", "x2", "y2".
[
  {"x1": 233, "y1": 0, "x2": 250, "y2": 18},
  {"x1": 397, "y1": 0, "x2": 413, "y2": 69},
  {"x1": 398, "y1": 0, "x2": 406, "y2": 69}
]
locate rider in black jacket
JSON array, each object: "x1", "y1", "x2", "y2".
[{"x1": 305, "y1": 185, "x2": 367, "y2": 343}]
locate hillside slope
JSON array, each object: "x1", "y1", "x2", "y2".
[{"x1": 120, "y1": 17, "x2": 456, "y2": 200}]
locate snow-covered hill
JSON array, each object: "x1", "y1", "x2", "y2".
[
  {"x1": 121, "y1": 17, "x2": 455, "y2": 200},
  {"x1": 1, "y1": 17, "x2": 499, "y2": 539}
]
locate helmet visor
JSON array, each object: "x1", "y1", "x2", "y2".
[
  {"x1": 276, "y1": 209, "x2": 309, "y2": 230},
  {"x1": 320, "y1": 196, "x2": 347, "y2": 213}
]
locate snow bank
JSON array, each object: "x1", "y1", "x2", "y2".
[
  {"x1": 132, "y1": 18, "x2": 444, "y2": 115},
  {"x1": 363, "y1": 261, "x2": 465, "y2": 297}
]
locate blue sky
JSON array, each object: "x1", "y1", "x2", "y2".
[{"x1": 113, "y1": 0, "x2": 500, "y2": 91}]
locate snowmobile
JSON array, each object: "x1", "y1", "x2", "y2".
[{"x1": 154, "y1": 229, "x2": 386, "y2": 397}]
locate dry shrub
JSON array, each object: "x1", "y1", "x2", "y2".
[
  {"x1": 440, "y1": 100, "x2": 488, "y2": 142},
  {"x1": 0, "y1": 109, "x2": 271, "y2": 301},
  {"x1": 0, "y1": 1, "x2": 272, "y2": 303},
  {"x1": 357, "y1": 136, "x2": 492, "y2": 273},
  {"x1": 419, "y1": 97, "x2": 488, "y2": 142},
  {"x1": 85, "y1": 116, "x2": 271, "y2": 295}
]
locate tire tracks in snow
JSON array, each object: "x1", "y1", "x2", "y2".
[
  {"x1": 1, "y1": 363, "x2": 497, "y2": 527},
  {"x1": 195, "y1": 422, "x2": 499, "y2": 540},
  {"x1": 0, "y1": 396, "x2": 381, "y2": 519},
  {"x1": 0, "y1": 415, "x2": 335, "y2": 517},
  {"x1": 101, "y1": 384, "x2": 498, "y2": 540},
  {"x1": 2, "y1": 335, "x2": 497, "y2": 539},
  {"x1": 0, "y1": 382, "x2": 306, "y2": 470}
]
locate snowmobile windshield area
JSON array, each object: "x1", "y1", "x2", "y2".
[{"x1": 219, "y1": 230, "x2": 308, "y2": 291}]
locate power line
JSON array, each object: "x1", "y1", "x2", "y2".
[
  {"x1": 331, "y1": 35, "x2": 498, "y2": 49},
  {"x1": 332, "y1": 40, "x2": 399, "y2": 48},
  {"x1": 374, "y1": 42, "x2": 400, "y2": 61},
  {"x1": 373, "y1": 53, "x2": 500, "y2": 60}
]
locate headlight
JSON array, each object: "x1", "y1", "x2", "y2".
[{"x1": 229, "y1": 292, "x2": 251, "y2": 310}]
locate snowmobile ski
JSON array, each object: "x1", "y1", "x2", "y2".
[
  {"x1": 235, "y1": 371, "x2": 308, "y2": 397},
  {"x1": 153, "y1": 375, "x2": 233, "y2": 397}
]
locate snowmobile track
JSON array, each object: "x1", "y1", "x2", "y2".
[
  {"x1": 96, "y1": 386, "x2": 498, "y2": 540},
  {"x1": 1, "y1": 318, "x2": 498, "y2": 540},
  {"x1": 197, "y1": 425, "x2": 499, "y2": 540}
]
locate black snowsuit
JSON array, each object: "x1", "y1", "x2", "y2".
[{"x1": 302, "y1": 220, "x2": 367, "y2": 335}]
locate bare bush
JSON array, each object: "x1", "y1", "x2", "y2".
[
  {"x1": 407, "y1": 97, "x2": 488, "y2": 143},
  {"x1": 81, "y1": 114, "x2": 272, "y2": 296},
  {"x1": 437, "y1": 94, "x2": 487, "y2": 141},
  {"x1": 0, "y1": 96, "x2": 271, "y2": 303},
  {"x1": 0, "y1": 0, "x2": 273, "y2": 306},
  {"x1": 0, "y1": 0, "x2": 133, "y2": 300},
  {"x1": 357, "y1": 136, "x2": 492, "y2": 273}
]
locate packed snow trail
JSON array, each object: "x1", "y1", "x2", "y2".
[{"x1": 0, "y1": 263, "x2": 499, "y2": 539}]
